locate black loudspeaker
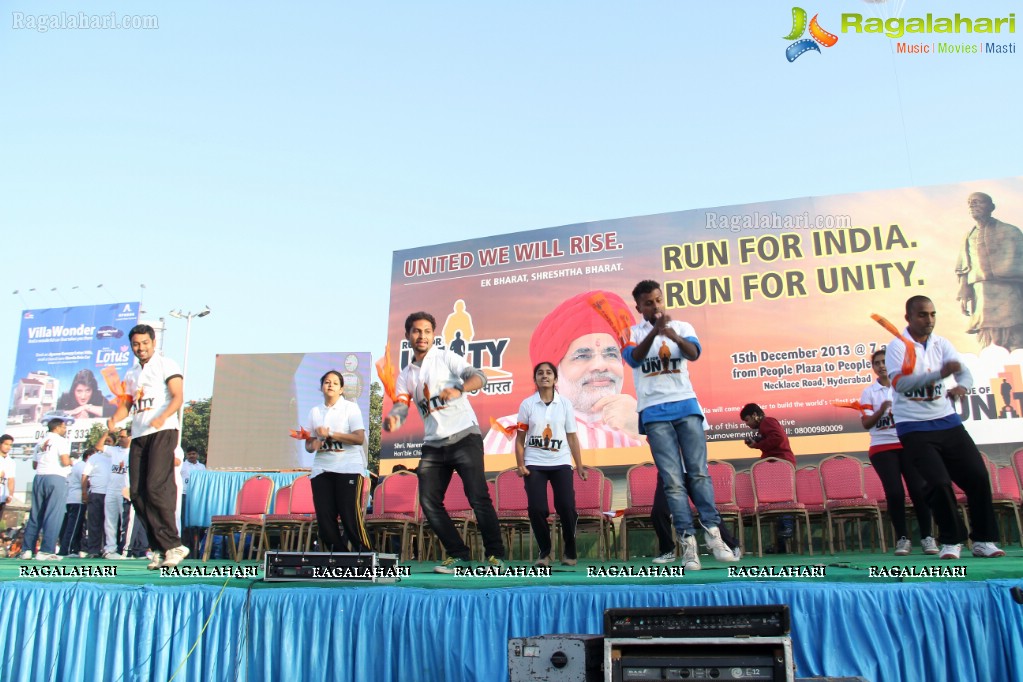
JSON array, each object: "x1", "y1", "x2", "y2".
[{"x1": 604, "y1": 606, "x2": 795, "y2": 682}]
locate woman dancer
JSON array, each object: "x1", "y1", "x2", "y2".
[
  {"x1": 515, "y1": 361, "x2": 587, "y2": 567},
  {"x1": 305, "y1": 370, "x2": 372, "y2": 552}
]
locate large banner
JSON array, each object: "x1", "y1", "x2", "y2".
[
  {"x1": 382, "y1": 177, "x2": 1023, "y2": 470},
  {"x1": 5, "y1": 302, "x2": 140, "y2": 449},
  {"x1": 208, "y1": 352, "x2": 373, "y2": 471}
]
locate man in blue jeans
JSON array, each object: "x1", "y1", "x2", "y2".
[
  {"x1": 21, "y1": 418, "x2": 72, "y2": 561},
  {"x1": 624, "y1": 280, "x2": 739, "y2": 570},
  {"x1": 384, "y1": 311, "x2": 506, "y2": 574}
]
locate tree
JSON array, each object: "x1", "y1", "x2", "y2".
[
  {"x1": 181, "y1": 397, "x2": 212, "y2": 462},
  {"x1": 85, "y1": 423, "x2": 107, "y2": 449},
  {"x1": 368, "y1": 382, "x2": 382, "y2": 474}
]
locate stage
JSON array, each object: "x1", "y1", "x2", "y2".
[{"x1": 2, "y1": 549, "x2": 1022, "y2": 682}]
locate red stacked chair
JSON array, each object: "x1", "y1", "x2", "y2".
[
  {"x1": 261, "y1": 475, "x2": 316, "y2": 554},
  {"x1": 619, "y1": 462, "x2": 659, "y2": 560},
  {"x1": 795, "y1": 466, "x2": 827, "y2": 552},
  {"x1": 494, "y1": 468, "x2": 536, "y2": 559},
  {"x1": 363, "y1": 471, "x2": 423, "y2": 561},
  {"x1": 707, "y1": 460, "x2": 743, "y2": 546},
  {"x1": 574, "y1": 468, "x2": 610, "y2": 559},
  {"x1": 202, "y1": 474, "x2": 275, "y2": 562},
  {"x1": 818, "y1": 455, "x2": 886, "y2": 554},
  {"x1": 423, "y1": 472, "x2": 477, "y2": 560},
  {"x1": 981, "y1": 453, "x2": 1022, "y2": 548},
  {"x1": 750, "y1": 458, "x2": 812, "y2": 557}
]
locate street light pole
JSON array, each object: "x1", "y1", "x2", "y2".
[{"x1": 168, "y1": 306, "x2": 211, "y2": 447}]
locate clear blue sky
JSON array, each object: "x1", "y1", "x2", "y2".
[{"x1": 1, "y1": 0, "x2": 1020, "y2": 407}]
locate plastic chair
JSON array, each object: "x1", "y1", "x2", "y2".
[
  {"x1": 574, "y1": 468, "x2": 611, "y2": 560},
  {"x1": 259, "y1": 485, "x2": 293, "y2": 552},
  {"x1": 950, "y1": 480, "x2": 971, "y2": 535},
  {"x1": 261, "y1": 476, "x2": 317, "y2": 553},
  {"x1": 708, "y1": 460, "x2": 743, "y2": 547},
  {"x1": 863, "y1": 464, "x2": 887, "y2": 511},
  {"x1": 818, "y1": 455, "x2": 886, "y2": 554},
  {"x1": 493, "y1": 468, "x2": 536, "y2": 559},
  {"x1": 619, "y1": 462, "x2": 659, "y2": 560},
  {"x1": 423, "y1": 472, "x2": 478, "y2": 561},
  {"x1": 794, "y1": 466, "x2": 827, "y2": 552},
  {"x1": 1014, "y1": 449, "x2": 1023, "y2": 497},
  {"x1": 862, "y1": 463, "x2": 893, "y2": 545},
  {"x1": 735, "y1": 470, "x2": 756, "y2": 516},
  {"x1": 363, "y1": 471, "x2": 423, "y2": 560},
  {"x1": 203, "y1": 474, "x2": 274, "y2": 562},
  {"x1": 982, "y1": 454, "x2": 1022, "y2": 548},
  {"x1": 749, "y1": 458, "x2": 812, "y2": 558}
]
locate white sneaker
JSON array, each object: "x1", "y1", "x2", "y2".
[
  {"x1": 433, "y1": 556, "x2": 467, "y2": 574},
  {"x1": 731, "y1": 546, "x2": 743, "y2": 561},
  {"x1": 894, "y1": 537, "x2": 911, "y2": 556},
  {"x1": 147, "y1": 553, "x2": 164, "y2": 570},
  {"x1": 35, "y1": 552, "x2": 62, "y2": 561},
  {"x1": 939, "y1": 544, "x2": 962, "y2": 560},
  {"x1": 652, "y1": 551, "x2": 677, "y2": 564},
  {"x1": 971, "y1": 542, "x2": 1005, "y2": 558},
  {"x1": 77, "y1": 551, "x2": 89, "y2": 558},
  {"x1": 921, "y1": 537, "x2": 939, "y2": 555},
  {"x1": 19, "y1": 550, "x2": 33, "y2": 560},
  {"x1": 103, "y1": 552, "x2": 126, "y2": 560},
  {"x1": 681, "y1": 534, "x2": 701, "y2": 571},
  {"x1": 160, "y1": 545, "x2": 190, "y2": 568},
  {"x1": 704, "y1": 526, "x2": 740, "y2": 563}
]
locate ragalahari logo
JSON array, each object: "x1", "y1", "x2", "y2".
[{"x1": 784, "y1": 7, "x2": 838, "y2": 62}]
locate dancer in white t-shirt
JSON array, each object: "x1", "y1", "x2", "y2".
[
  {"x1": 385, "y1": 311, "x2": 506, "y2": 573},
  {"x1": 108, "y1": 324, "x2": 189, "y2": 569},
  {"x1": 859, "y1": 348, "x2": 936, "y2": 556},
  {"x1": 514, "y1": 361, "x2": 586, "y2": 567},
  {"x1": 304, "y1": 370, "x2": 372, "y2": 552}
]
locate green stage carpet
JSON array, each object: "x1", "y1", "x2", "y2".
[{"x1": 3, "y1": 547, "x2": 1021, "y2": 588}]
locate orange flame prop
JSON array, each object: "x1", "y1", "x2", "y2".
[
  {"x1": 375, "y1": 344, "x2": 399, "y2": 403},
  {"x1": 489, "y1": 417, "x2": 526, "y2": 439},
  {"x1": 289, "y1": 427, "x2": 312, "y2": 440},
  {"x1": 871, "y1": 313, "x2": 916, "y2": 376},
  {"x1": 831, "y1": 400, "x2": 868, "y2": 414},
  {"x1": 100, "y1": 366, "x2": 132, "y2": 406},
  {"x1": 587, "y1": 292, "x2": 632, "y2": 349}
]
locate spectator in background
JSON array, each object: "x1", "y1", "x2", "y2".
[
  {"x1": 81, "y1": 444, "x2": 111, "y2": 558},
  {"x1": 58, "y1": 449, "x2": 90, "y2": 556},
  {"x1": 20, "y1": 418, "x2": 72, "y2": 560},
  {"x1": 740, "y1": 404, "x2": 796, "y2": 465},
  {"x1": 180, "y1": 447, "x2": 206, "y2": 554},
  {"x1": 95, "y1": 427, "x2": 131, "y2": 560},
  {"x1": 0, "y1": 435, "x2": 16, "y2": 523}
]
